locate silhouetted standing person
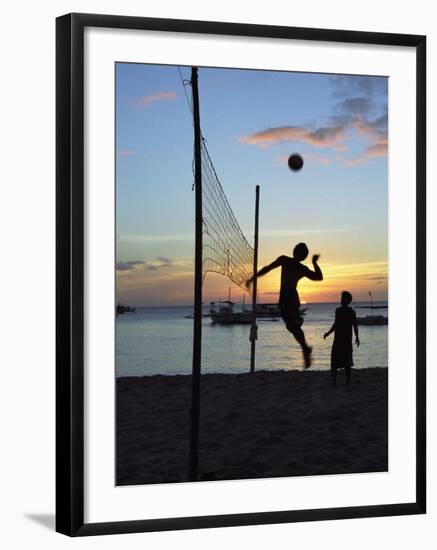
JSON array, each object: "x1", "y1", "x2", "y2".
[
  {"x1": 246, "y1": 242, "x2": 323, "y2": 368},
  {"x1": 324, "y1": 291, "x2": 360, "y2": 386}
]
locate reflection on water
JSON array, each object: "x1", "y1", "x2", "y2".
[{"x1": 116, "y1": 303, "x2": 388, "y2": 377}]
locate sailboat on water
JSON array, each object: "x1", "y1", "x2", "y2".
[
  {"x1": 209, "y1": 287, "x2": 253, "y2": 325},
  {"x1": 209, "y1": 288, "x2": 308, "y2": 324},
  {"x1": 356, "y1": 291, "x2": 388, "y2": 326}
]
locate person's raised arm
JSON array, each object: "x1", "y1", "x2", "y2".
[
  {"x1": 245, "y1": 256, "x2": 284, "y2": 288},
  {"x1": 353, "y1": 310, "x2": 360, "y2": 347},
  {"x1": 304, "y1": 254, "x2": 323, "y2": 281}
]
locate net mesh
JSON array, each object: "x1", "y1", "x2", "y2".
[{"x1": 201, "y1": 139, "x2": 254, "y2": 291}]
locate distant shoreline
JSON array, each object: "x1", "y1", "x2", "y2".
[{"x1": 118, "y1": 301, "x2": 389, "y2": 310}]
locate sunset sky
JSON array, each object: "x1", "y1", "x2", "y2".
[{"x1": 116, "y1": 63, "x2": 388, "y2": 306}]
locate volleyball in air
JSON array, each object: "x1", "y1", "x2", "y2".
[{"x1": 288, "y1": 153, "x2": 304, "y2": 172}]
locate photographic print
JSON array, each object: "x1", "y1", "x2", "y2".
[
  {"x1": 56, "y1": 13, "x2": 426, "y2": 535},
  {"x1": 115, "y1": 63, "x2": 389, "y2": 486}
]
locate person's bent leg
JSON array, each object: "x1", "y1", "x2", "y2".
[
  {"x1": 281, "y1": 304, "x2": 312, "y2": 368},
  {"x1": 287, "y1": 324, "x2": 307, "y2": 348},
  {"x1": 286, "y1": 324, "x2": 312, "y2": 368}
]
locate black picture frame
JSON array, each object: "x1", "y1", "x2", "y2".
[{"x1": 56, "y1": 12, "x2": 426, "y2": 537}]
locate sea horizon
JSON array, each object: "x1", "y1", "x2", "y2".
[
  {"x1": 116, "y1": 302, "x2": 388, "y2": 377},
  {"x1": 117, "y1": 300, "x2": 389, "y2": 308}
]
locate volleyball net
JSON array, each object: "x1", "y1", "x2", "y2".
[{"x1": 201, "y1": 139, "x2": 254, "y2": 292}]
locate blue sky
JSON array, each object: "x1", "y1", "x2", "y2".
[{"x1": 116, "y1": 63, "x2": 388, "y2": 306}]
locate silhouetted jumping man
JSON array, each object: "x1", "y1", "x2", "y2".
[{"x1": 246, "y1": 243, "x2": 323, "y2": 368}]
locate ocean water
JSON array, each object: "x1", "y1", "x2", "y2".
[{"x1": 116, "y1": 303, "x2": 388, "y2": 377}]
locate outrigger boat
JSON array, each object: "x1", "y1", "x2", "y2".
[
  {"x1": 356, "y1": 291, "x2": 388, "y2": 326},
  {"x1": 116, "y1": 303, "x2": 136, "y2": 316},
  {"x1": 251, "y1": 303, "x2": 280, "y2": 318},
  {"x1": 209, "y1": 300, "x2": 253, "y2": 325},
  {"x1": 356, "y1": 315, "x2": 388, "y2": 326},
  {"x1": 209, "y1": 288, "x2": 308, "y2": 325},
  {"x1": 210, "y1": 287, "x2": 253, "y2": 325}
]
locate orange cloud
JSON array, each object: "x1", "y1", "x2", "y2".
[
  {"x1": 116, "y1": 258, "x2": 194, "y2": 305},
  {"x1": 240, "y1": 125, "x2": 346, "y2": 148},
  {"x1": 334, "y1": 143, "x2": 349, "y2": 152},
  {"x1": 240, "y1": 103, "x2": 387, "y2": 168},
  {"x1": 342, "y1": 156, "x2": 368, "y2": 167},
  {"x1": 339, "y1": 116, "x2": 388, "y2": 166},
  {"x1": 353, "y1": 118, "x2": 386, "y2": 142},
  {"x1": 366, "y1": 141, "x2": 388, "y2": 158},
  {"x1": 302, "y1": 152, "x2": 333, "y2": 165},
  {"x1": 131, "y1": 91, "x2": 177, "y2": 108},
  {"x1": 343, "y1": 138, "x2": 388, "y2": 167}
]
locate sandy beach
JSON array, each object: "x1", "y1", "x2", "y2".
[{"x1": 116, "y1": 368, "x2": 388, "y2": 485}]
